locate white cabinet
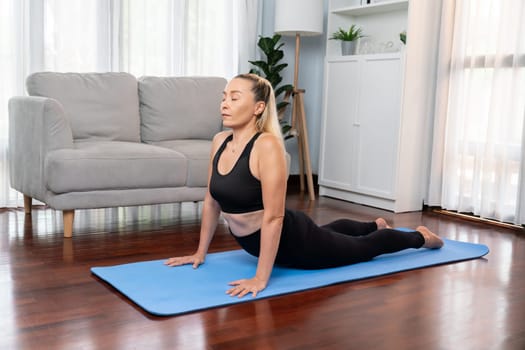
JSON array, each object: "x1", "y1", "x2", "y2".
[
  {"x1": 351, "y1": 54, "x2": 402, "y2": 198},
  {"x1": 319, "y1": 0, "x2": 425, "y2": 212}
]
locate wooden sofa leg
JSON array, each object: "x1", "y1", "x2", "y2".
[
  {"x1": 63, "y1": 210, "x2": 74, "y2": 238},
  {"x1": 24, "y1": 195, "x2": 32, "y2": 214}
]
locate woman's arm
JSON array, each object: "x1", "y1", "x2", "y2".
[
  {"x1": 227, "y1": 133, "x2": 287, "y2": 297},
  {"x1": 164, "y1": 132, "x2": 228, "y2": 268},
  {"x1": 194, "y1": 191, "x2": 222, "y2": 261}
]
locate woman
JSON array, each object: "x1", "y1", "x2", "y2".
[{"x1": 165, "y1": 74, "x2": 443, "y2": 298}]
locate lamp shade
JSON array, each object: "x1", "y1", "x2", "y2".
[{"x1": 274, "y1": 0, "x2": 323, "y2": 37}]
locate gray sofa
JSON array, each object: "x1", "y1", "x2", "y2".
[{"x1": 9, "y1": 72, "x2": 227, "y2": 237}]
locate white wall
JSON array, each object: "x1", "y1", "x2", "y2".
[{"x1": 259, "y1": 0, "x2": 328, "y2": 175}]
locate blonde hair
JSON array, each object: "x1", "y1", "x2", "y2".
[{"x1": 235, "y1": 73, "x2": 284, "y2": 148}]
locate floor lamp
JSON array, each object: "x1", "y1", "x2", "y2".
[{"x1": 275, "y1": 0, "x2": 323, "y2": 201}]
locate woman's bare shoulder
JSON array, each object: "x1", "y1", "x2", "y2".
[
  {"x1": 212, "y1": 130, "x2": 233, "y2": 147},
  {"x1": 254, "y1": 133, "x2": 287, "y2": 180},
  {"x1": 255, "y1": 132, "x2": 283, "y2": 151}
]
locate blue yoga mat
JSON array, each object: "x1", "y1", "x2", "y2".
[{"x1": 91, "y1": 238, "x2": 489, "y2": 316}]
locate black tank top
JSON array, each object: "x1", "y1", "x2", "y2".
[{"x1": 209, "y1": 133, "x2": 263, "y2": 214}]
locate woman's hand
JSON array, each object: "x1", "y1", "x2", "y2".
[
  {"x1": 164, "y1": 253, "x2": 205, "y2": 269},
  {"x1": 226, "y1": 277, "x2": 267, "y2": 298}
]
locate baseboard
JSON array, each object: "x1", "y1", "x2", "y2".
[{"x1": 431, "y1": 208, "x2": 524, "y2": 232}]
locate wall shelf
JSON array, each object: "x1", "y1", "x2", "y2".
[
  {"x1": 332, "y1": 0, "x2": 408, "y2": 16},
  {"x1": 326, "y1": 51, "x2": 402, "y2": 62}
]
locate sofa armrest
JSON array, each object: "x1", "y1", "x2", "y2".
[{"x1": 8, "y1": 96, "x2": 74, "y2": 201}]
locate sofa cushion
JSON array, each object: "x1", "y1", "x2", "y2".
[
  {"x1": 45, "y1": 141, "x2": 187, "y2": 193},
  {"x1": 148, "y1": 139, "x2": 212, "y2": 187},
  {"x1": 138, "y1": 76, "x2": 225, "y2": 142},
  {"x1": 26, "y1": 72, "x2": 140, "y2": 142}
]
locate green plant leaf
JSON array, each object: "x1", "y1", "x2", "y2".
[
  {"x1": 330, "y1": 24, "x2": 365, "y2": 41},
  {"x1": 281, "y1": 124, "x2": 292, "y2": 133},
  {"x1": 248, "y1": 60, "x2": 268, "y2": 69},
  {"x1": 275, "y1": 84, "x2": 293, "y2": 97},
  {"x1": 277, "y1": 101, "x2": 290, "y2": 111},
  {"x1": 272, "y1": 63, "x2": 288, "y2": 74}
]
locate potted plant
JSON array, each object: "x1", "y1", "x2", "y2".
[
  {"x1": 399, "y1": 30, "x2": 407, "y2": 45},
  {"x1": 330, "y1": 25, "x2": 365, "y2": 55},
  {"x1": 249, "y1": 35, "x2": 294, "y2": 139}
]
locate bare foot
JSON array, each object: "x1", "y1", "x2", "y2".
[
  {"x1": 376, "y1": 218, "x2": 392, "y2": 230},
  {"x1": 416, "y1": 226, "x2": 444, "y2": 249}
]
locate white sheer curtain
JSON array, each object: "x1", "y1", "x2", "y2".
[
  {"x1": 0, "y1": 0, "x2": 259, "y2": 208},
  {"x1": 118, "y1": 0, "x2": 256, "y2": 78},
  {"x1": 0, "y1": 0, "x2": 28, "y2": 208},
  {"x1": 429, "y1": 0, "x2": 525, "y2": 224}
]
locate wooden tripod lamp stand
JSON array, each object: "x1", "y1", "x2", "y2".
[{"x1": 275, "y1": 0, "x2": 323, "y2": 201}]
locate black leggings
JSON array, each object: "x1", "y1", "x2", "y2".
[{"x1": 232, "y1": 209, "x2": 425, "y2": 269}]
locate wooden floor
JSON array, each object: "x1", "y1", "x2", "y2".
[{"x1": 1, "y1": 190, "x2": 524, "y2": 350}]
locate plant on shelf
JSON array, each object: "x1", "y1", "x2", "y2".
[
  {"x1": 399, "y1": 30, "x2": 407, "y2": 45},
  {"x1": 329, "y1": 25, "x2": 365, "y2": 55},
  {"x1": 249, "y1": 34, "x2": 294, "y2": 139},
  {"x1": 330, "y1": 24, "x2": 365, "y2": 41}
]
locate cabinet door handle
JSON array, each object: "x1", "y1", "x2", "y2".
[{"x1": 353, "y1": 122, "x2": 361, "y2": 127}]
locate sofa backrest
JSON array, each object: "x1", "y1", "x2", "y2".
[
  {"x1": 26, "y1": 72, "x2": 140, "y2": 142},
  {"x1": 138, "y1": 76, "x2": 226, "y2": 142}
]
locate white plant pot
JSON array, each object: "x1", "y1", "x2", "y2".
[{"x1": 341, "y1": 41, "x2": 357, "y2": 56}]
